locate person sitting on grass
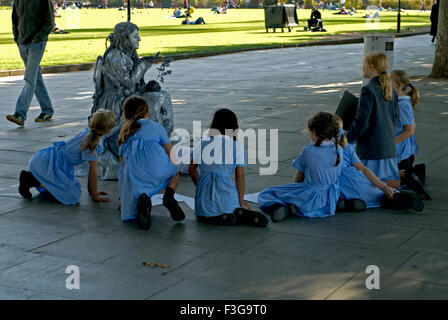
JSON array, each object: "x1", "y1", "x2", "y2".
[
  {"x1": 333, "y1": 6, "x2": 348, "y2": 14},
  {"x1": 214, "y1": 5, "x2": 228, "y2": 14},
  {"x1": 185, "y1": 5, "x2": 195, "y2": 17},
  {"x1": 182, "y1": 17, "x2": 206, "y2": 25},
  {"x1": 173, "y1": 8, "x2": 186, "y2": 18},
  {"x1": 307, "y1": 6, "x2": 323, "y2": 30}
]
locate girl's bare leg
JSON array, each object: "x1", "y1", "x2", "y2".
[{"x1": 167, "y1": 173, "x2": 180, "y2": 190}]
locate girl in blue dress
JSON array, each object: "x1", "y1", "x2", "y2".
[
  {"x1": 389, "y1": 70, "x2": 431, "y2": 199},
  {"x1": 258, "y1": 112, "x2": 345, "y2": 222},
  {"x1": 118, "y1": 95, "x2": 185, "y2": 230},
  {"x1": 346, "y1": 52, "x2": 401, "y2": 187},
  {"x1": 338, "y1": 142, "x2": 424, "y2": 212},
  {"x1": 390, "y1": 70, "x2": 419, "y2": 170},
  {"x1": 19, "y1": 109, "x2": 115, "y2": 204},
  {"x1": 389, "y1": 70, "x2": 432, "y2": 200},
  {"x1": 345, "y1": 53, "x2": 430, "y2": 200},
  {"x1": 188, "y1": 108, "x2": 268, "y2": 227}
]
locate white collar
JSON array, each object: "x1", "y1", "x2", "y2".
[{"x1": 320, "y1": 140, "x2": 334, "y2": 146}]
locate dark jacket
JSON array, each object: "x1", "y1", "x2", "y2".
[
  {"x1": 430, "y1": 2, "x2": 439, "y2": 36},
  {"x1": 311, "y1": 10, "x2": 322, "y2": 21},
  {"x1": 12, "y1": 0, "x2": 54, "y2": 45},
  {"x1": 346, "y1": 76, "x2": 399, "y2": 160}
]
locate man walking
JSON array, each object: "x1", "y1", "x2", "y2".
[{"x1": 7, "y1": 0, "x2": 55, "y2": 126}]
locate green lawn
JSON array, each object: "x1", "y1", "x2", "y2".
[{"x1": 0, "y1": 8, "x2": 431, "y2": 70}]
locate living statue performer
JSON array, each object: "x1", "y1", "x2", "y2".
[{"x1": 90, "y1": 22, "x2": 174, "y2": 179}]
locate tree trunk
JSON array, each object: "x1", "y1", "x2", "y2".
[{"x1": 430, "y1": 0, "x2": 448, "y2": 78}]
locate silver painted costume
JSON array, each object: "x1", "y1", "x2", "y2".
[{"x1": 89, "y1": 23, "x2": 174, "y2": 180}]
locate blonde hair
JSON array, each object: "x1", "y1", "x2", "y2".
[
  {"x1": 363, "y1": 52, "x2": 393, "y2": 101},
  {"x1": 117, "y1": 95, "x2": 149, "y2": 146},
  {"x1": 81, "y1": 109, "x2": 115, "y2": 154},
  {"x1": 307, "y1": 112, "x2": 347, "y2": 166},
  {"x1": 390, "y1": 69, "x2": 420, "y2": 110}
]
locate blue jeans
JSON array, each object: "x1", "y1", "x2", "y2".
[{"x1": 15, "y1": 41, "x2": 53, "y2": 120}]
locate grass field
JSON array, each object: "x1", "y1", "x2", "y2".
[{"x1": 0, "y1": 8, "x2": 431, "y2": 70}]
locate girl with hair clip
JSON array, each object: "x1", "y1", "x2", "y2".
[
  {"x1": 390, "y1": 70, "x2": 432, "y2": 200},
  {"x1": 258, "y1": 112, "x2": 345, "y2": 222},
  {"x1": 189, "y1": 108, "x2": 268, "y2": 227},
  {"x1": 118, "y1": 95, "x2": 184, "y2": 230},
  {"x1": 19, "y1": 109, "x2": 115, "y2": 204}
]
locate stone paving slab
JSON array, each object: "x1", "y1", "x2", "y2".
[
  {"x1": 327, "y1": 273, "x2": 448, "y2": 300},
  {"x1": 0, "y1": 255, "x2": 182, "y2": 299},
  {"x1": 162, "y1": 250, "x2": 358, "y2": 300},
  {"x1": 0, "y1": 285, "x2": 67, "y2": 300},
  {"x1": 242, "y1": 233, "x2": 416, "y2": 276},
  {"x1": 393, "y1": 252, "x2": 448, "y2": 287},
  {"x1": 0, "y1": 34, "x2": 447, "y2": 299}
]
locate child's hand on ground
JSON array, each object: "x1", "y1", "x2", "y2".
[
  {"x1": 240, "y1": 201, "x2": 249, "y2": 209},
  {"x1": 92, "y1": 191, "x2": 110, "y2": 202},
  {"x1": 382, "y1": 185, "x2": 395, "y2": 199}
]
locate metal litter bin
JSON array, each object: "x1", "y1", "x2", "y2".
[
  {"x1": 363, "y1": 34, "x2": 394, "y2": 85},
  {"x1": 264, "y1": 4, "x2": 299, "y2": 33}
]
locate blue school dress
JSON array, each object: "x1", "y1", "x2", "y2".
[
  {"x1": 28, "y1": 128, "x2": 103, "y2": 205},
  {"x1": 192, "y1": 135, "x2": 247, "y2": 217},
  {"x1": 119, "y1": 119, "x2": 177, "y2": 221},
  {"x1": 360, "y1": 158, "x2": 399, "y2": 181},
  {"x1": 339, "y1": 144, "x2": 383, "y2": 208},
  {"x1": 394, "y1": 96, "x2": 419, "y2": 163},
  {"x1": 258, "y1": 141, "x2": 343, "y2": 218}
]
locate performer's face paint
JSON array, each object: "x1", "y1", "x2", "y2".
[{"x1": 129, "y1": 30, "x2": 141, "y2": 50}]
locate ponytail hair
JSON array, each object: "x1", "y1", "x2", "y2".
[
  {"x1": 307, "y1": 112, "x2": 346, "y2": 167},
  {"x1": 364, "y1": 52, "x2": 393, "y2": 101},
  {"x1": 81, "y1": 109, "x2": 115, "y2": 154},
  {"x1": 390, "y1": 69, "x2": 420, "y2": 110},
  {"x1": 118, "y1": 95, "x2": 150, "y2": 146},
  {"x1": 408, "y1": 83, "x2": 420, "y2": 110}
]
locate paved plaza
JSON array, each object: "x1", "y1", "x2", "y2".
[{"x1": 0, "y1": 34, "x2": 447, "y2": 299}]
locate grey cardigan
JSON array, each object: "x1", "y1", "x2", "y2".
[{"x1": 346, "y1": 76, "x2": 399, "y2": 160}]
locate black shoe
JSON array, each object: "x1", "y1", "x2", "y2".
[
  {"x1": 18, "y1": 170, "x2": 40, "y2": 200},
  {"x1": 336, "y1": 198, "x2": 366, "y2": 212},
  {"x1": 348, "y1": 199, "x2": 367, "y2": 211},
  {"x1": 406, "y1": 172, "x2": 433, "y2": 200},
  {"x1": 34, "y1": 112, "x2": 53, "y2": 122},
  {"x1": 336, "y1": 198, "x2": 347, "y2": 212},
  {"x1": 137, "y1": 193, "x2": 152, "y2": 230},
  {"x1": 6, "y1": 114, "x2": 24, "y2": 126},
  {"x1": 268, "y1": 203, "x2": 292, "y2": 223},
  {"x1": 163, "y1": 190, "x2": 185, "y2": 221},
  {"x1": 410, "y1": 163, "x2": 426, "y2": 184},
  {"x1": 218, "y1": 213, "x2": 237, "y2": 225},
  {"x1": 398, "y1": 190, "x2": 424, "y2": 212},
  {"x1": 382, "y1": 190, "x2": 424, "y2": 212},
  {"x1": 197, "y1": 214, "x2": 237, "y2": 225},
  {"x1": 234, "y1": 208, "x2": 268, "y2": 227}
]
